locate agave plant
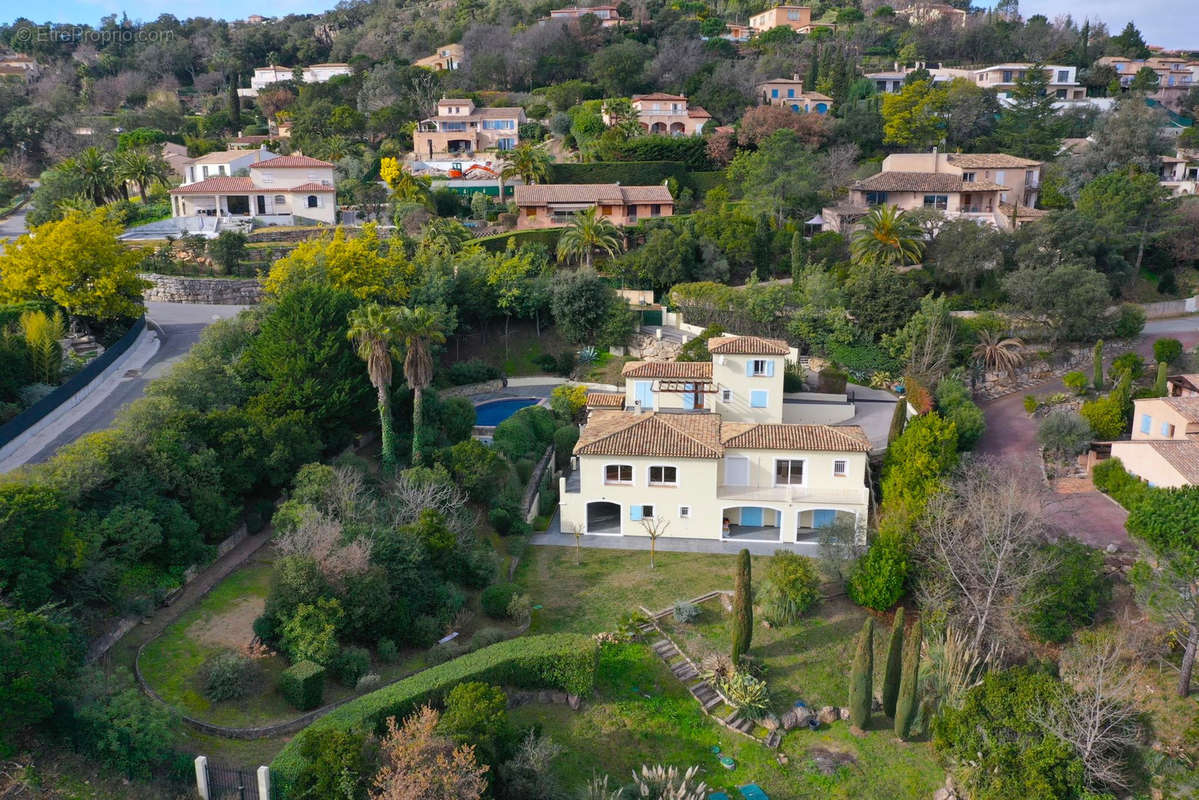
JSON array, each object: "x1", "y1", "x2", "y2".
[
  {"x1": 717, "y1": 670, "x2": 770, "y2": 720},
  {"x1": 632, "y1": 764, "x2": 709, "y2": 800},
  {"x1": 577, "y1": 345, "x2": 599, "y2": 369},
  {"x1": 699, "y1": 651, "x2": 735, "y2": 684}
]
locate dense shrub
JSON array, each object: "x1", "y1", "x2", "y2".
[
  {"x1": 1111, "y1": 303, "x2": 1146, "y2": 339},
  {"x1": 377, "y1": 638, "x2": 399, "y2": 663},
  {"x1": 492, "y1": 405, "x2": 556, "y2": 462},
  {"x1": 1111, "y1": 352, "x2": 1144, "y2": 381},
  {"x1": 672, "y1": 601, "x2": 700, "y2": 623},
  {"x1": 445, "y1": 359, "x2": 503, "y2": 386},
  {"x1": 272, "y1": 634, "x2": 600, "y2": 782},
  {"x1": 553, "y1": 425, "x2": 580, "y2": 470},
  {"x1": 1037, "y1": 410, "x2": 1093, "y2": 460},
  {"x1": 759, "y1": 551, "x2": 822, "y2": 624},
  {"x1": 202, "y1": 650, "x2": 261, "y2": 702},
  {"x1": 1062, "y1": 371, "x2": 1088, "y2": 395},
  {"x1": 783, "y1": 368, "x2": 805, "y2": 393},
  {"x1": 934, "y1": 375, "x2": 985, "y2": 451},
  {"x1": 279, "y1": 660, "x2": 326, "y2": 711},
  {"x1": 482, "y1": 582, "x2": 521, "y2": 619},
  {"x1": 331, "y1": 646, "x2": 372, "y2": 687},
  {"x1": 1023, "y1": 394, "x2": 1038, "y2": 414},
  {"x1": 818, "y1": 366, "x2": 848, "y2": 394},
  {"x1": 1079, "y1": 394, "x2": 1128, "y2": 440},
  {"x1": 1022, "y1": 539, "x2": 1109, "y2": 643},
  {"x1": 1154, "y1": 337, "x2": 1183, "y2": 365},
  {"x1": 847, "y1": 528, "x2": 908, "y2": 611},
  {"x1": 1090, "y1": 458, "x2": 1152, "y2": 509}
]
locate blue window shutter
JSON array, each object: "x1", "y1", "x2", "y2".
[
  {"x1": 630, "y1": 505, "x2": 643, "y2": 521},
  {"x1": 788, "y1": 89, "x2": 794, "y2": 97},
  {"x1": 1140, "y1": 414, "x2": 1152, "y2": 434},
  {"x1": 746, "y1": 360, "x2": 754, "y2": 377},
  {"x1": 751, "y1": 390, "x2": 768, "y2": 408},
  {"x1": 765, "y1": 360, "x2": 774, "y2": 377},
  {"x1": 1162, "y1": 422, "x2": 1172, "y2": 437},
  {"x1": 771, "y1": 89, "x2": 778, "y2": 98}
]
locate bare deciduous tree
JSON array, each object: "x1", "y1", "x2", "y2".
[
  {"x1": 387, "y1": 472, "x2": 474, "y2": 538},
  {"x1": 916, "y1": 458, "x2": 1055, "y2": 652},
  {"x1": 1047, "y1": 630, "x2": 1143, "y2": 794},
  {"x1": 274, "y1": 510, "x2": 372, "y2": 587},
  {"x1": 371, "y1": 707, "x2": 489, "y2": 800},
  {"x1": 640, "y1": 515, "x2": 670, "y2": 570}
]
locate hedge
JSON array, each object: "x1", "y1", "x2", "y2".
[
  {"x1": 548, "y1": 161, "x2": 721, "y2": 195},
  {"x1": 271, "y1": 634, "x2": 599, "y2": 781},
  {"x1": 279, "y1": 660, "x2": 325, "y2": 711},
  {"x1": 473, "y1": 228, "x2": 563, "y2": 253}
]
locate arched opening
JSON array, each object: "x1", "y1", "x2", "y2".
[
  {"x1": 796, "y1": 508, "x2": 858, "y2": 542},
  {"x1": 815, "y1": 103, "x2": 829, "y2": 114},
  {"x1": 586, "y1": 501, "x2": 621, "y2": 535},
  {"x1": 669, "y1": 121, "x2": 686, "y2": 135},
  {"x1": 721, "y1": 505, "x2": 783, "y2": 541},
  {"x1": 650, "y1": 122, "x2": 667, "y2": 134},
  {"x1": 306, "y1": 195, "x2": 318, "y2": 208}
]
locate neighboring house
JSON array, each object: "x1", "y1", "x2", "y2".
[
  {"x1": 756, "y1": 77, "x2": 833, "y2": 114},
  {"x1": 0, "y1": 52, "x2": 38, "y2": 79},
  {"x1": 413, "y1": 98, "x2": 525, "y2": 159},
  {"x1": 747, "y1": 5, "x2": 834, "y2": 34},
  {"x1": 545, "y1": 5, "x2": 624, "y2": 26},
  {"x1": 239, "y1": 63, "x2": 353, "y2": 96},
  {"x1": 864, "y1": 70, "x2": 907, "y2": 94},
  {"x1": 168, "y1": 153, "x2": 336, "y2": 224},
  {"x1": 1109, "y1": 394, "x2": 1199, "y2": 488},
  {"x1": 160, "y1": 142, "x2": 195, "y2": 180},
  {"x1": 1097, "y1": 56, "x2": 1198, "y2": 106},
  {"x1": 1159, "y1": 150, "x2": 1199, "y2": 196},
  {"x1": 513, "y1": 184, "x2": 673, "y2": 228},
  {"x1": 969, "y1": 63, "x2": 1084, "y2": 101},
  {"x1": 1168, "y1": 374, "x2": 1199, "y2": 398},
  {"x1": 228, "y1": 134, "x2": 274, "y2": 150},
  {"x1": 895, "y1": 2, "x2": 967, "y2": 27},
  {"x1": 181, "y1": 148, "x2": 277, "y2": 185},
  {"x1": 560, "y1": 335, "x2": 872, "y2": 545},
  {"x1": 414, "y1": 44, "x2": 464, "y2": 71},
  {"x1": 820, "y1": 149, "x2": 1043, "y2": 233},
  {"x1": 611, "y1": 93, "x2": 712, "y2": 136}
]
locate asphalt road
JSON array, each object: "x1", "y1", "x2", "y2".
[
  {"x1": 20, "y1": 302, "x2": 248, "y2": 466},
  {"x1": 0, "y1": 202, "x2": 29, "y2": 244}
]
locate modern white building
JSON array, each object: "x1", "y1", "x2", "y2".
[
  {"x1": 239, "y1": 63, "x2": 354, "y2": 97},
  {"x1": 559, "y1": 335, "x2": 872, "y2": 546},
  {"x1": 168, "y1": 152, "x2": 337, "y2": 225}
]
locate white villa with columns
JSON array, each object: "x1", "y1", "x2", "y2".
[
  {"x1": 559, "y1": 335, "x2": 872, "y2": 546},
  {"x1": 168, "y1": 151, "x2": 337, "y2": 225}
]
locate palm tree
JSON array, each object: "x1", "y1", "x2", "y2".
[
  {"x1": 394, "y1": 305, "x2": 447, "y2": 465},
  {"x1": 849, "y1": 205, "x2": 925, "y2": 267},
  {"x1": 556, "y1": 207, "x2": 623, "y2": 269},
  {"x1": 972, "y1": 329, "x2": 1025, "y2": 383},
  {"x1": 347, "y1": 303, "x2": 404, "y2": 474},
  {"x1": 115, "y1": 148, "x2": 172, "y2": 203},
  {"x1": 64, "y1": 147, "x2": 119, "y2": 206},
  {"x1": 501, "y1": 142, "x2": 552, "y2": 186},
  {"x1": 390, "y1": 168, "x2": 434, "y2": 209}
]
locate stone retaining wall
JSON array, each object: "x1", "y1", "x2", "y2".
[
  {"x1": 440, "y1": 379, "x2": 505, "y2": 397},
  {"x1": 140, "y1": 273, "x2": 264, "y2": 304}
]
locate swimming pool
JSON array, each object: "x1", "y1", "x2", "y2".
[{"x1": 474, "y1": 397, "x2": 541, "y2": 426}]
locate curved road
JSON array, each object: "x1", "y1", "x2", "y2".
[{"x1": 18, "y1": 302, "x2": 248, "y2": 466}]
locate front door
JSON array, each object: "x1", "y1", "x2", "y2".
[
  {"x1": 256, "y1": 195, "x2": 266, "y2": 214},
  {"x1": 741, "y1": 507, "x2": 764, "y2": 527},
  {"x1": 635, "y1": 381, "x2": 654, "y2": 410}
]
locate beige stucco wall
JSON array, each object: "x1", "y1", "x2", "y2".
[
  {"x1": 1108, "y1": 444, "x2": 1189, "y2": 488},
  {"x1": 881, "y1": 152, "x2": 1041, "y2": 206},
  {"x1": 749, "y1": 6, "x2": 811, "y2": 30},
  {"x1": 711, "y1": 354, "x2": 784, "y2": 424},
  {"x1": 1131, "y1": 398, "x2": 1198, "y2": 440},
  {"x1": 517, "y1": 202, "x2": 672, "y2": 229},
  {"x1": 251, "y1": 166, "x2": 335, "y2": 190}
]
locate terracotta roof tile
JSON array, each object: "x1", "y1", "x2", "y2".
[
  {"x1": 1146, "y1": 440, "x2": 1199, "y2": 483},
  {"x1": 287, "y1": 182, "x2": 337, "y2": 192},
  {"x1": 633, "y1": 92, "x2": 687, "y2": 101},
  {"x1": 687, "y1": 106, "x2": 713, "y2": 119},
  {"x1": 1163, "y1": 397, "x2": 1199, "y2": 423},
  {"x1": 946, "y1": 153, "x2": 1042, "y2": 168},
  {"x1": 621, "y1": 361, "x2": 713, "y2": 379},
  {"x1": 575, "y1": 411, "x2": 723, "y2": 458},
  {"x1": 169, "y1": 176, "x2": 255, "y2": 194},
  {"x1": 708, "y1": 335, "x2": 790, "y2": 355},
  {"x1": 250, "y1": 155, "x2": 335, "y2": 169},
  {"x1": 514, "y1": 183, "x2": 672, "y2": 205},
  {"x1": 854, "y1": 172, "x2": 1003, "y2": 193},
  {"x1": 720, "y1": 423, "x2": 871, "y2": 452},
  {"x1": 586, "y1": 392, "x2": 625, "y2": 408}
]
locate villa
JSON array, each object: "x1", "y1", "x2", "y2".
[
  {"x1": 609, "y1": 93, "x2": 712, "y2": 136},
  {"x1": 413, "y1": 98, "x2": 526, "y2": 159},
  {"x1": 1109, "y1": 382, "x2": 1199, "y2": 488},
  {"x1": 414, "y1": 44, "x2": 463, "y2": 71},
  {"x1": 239, "y1": 63, "x2": 353, "y2": 97},
  {"x1": 819, "y1": 149, "x2": 1043, "y2": 233},
  {"x1": 862, "y1": 62, "x2": 1084, "y2": 101},
  {"x1": 168, "y1": 152, "x2": 336, "y2": 225},
  {"x1": 545, "y1": 5, "x2": 624, "y2": 26},
  {"x1": 1160, "y1": 150, "x2": 1199, "y2": 196},
  {"x1": 513, "y1": 184, "x2": 673, "y2": 228},
  {"x1": 756, "y1": 77, "x2": 833, "y2": 114},
  {"x1": 559, "y1": 335, "x2": 872, "y2": 545},
  {"x1": 746, "y1": 5, "x2": 834, "y2": 35},
  {"x1": 1097, "y1": 55, "x2": 1198, "y2": 106}
]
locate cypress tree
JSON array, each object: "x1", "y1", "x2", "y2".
[
  {"x1": 1093, "y1": 339, "x2": 1104, "y2": 390},
  {"x1": 848, "y1": 617, "x2": 874, "y2": 730},
  {"x1": 1154, "y1": 361, "x2": 1168, "y2": 396},
  {"x1": 881, "y1": 607, "x2": 905, "y2": 718},
  {"x1": 731, "y1": 549, "x2": 753, "y2": 663},
  {"x1": 228, "y1": 76, "x2": 241, "y2": 131},
  {"x1": 894, "y1": 621, "x2": 922, "y2": 740},
  {"x1": 790, "y1": 231, "x2": 804, "y2": 281}
]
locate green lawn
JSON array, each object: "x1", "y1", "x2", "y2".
[{"x1": 513, "y1": 547, "x2": 943, "y2": 798}]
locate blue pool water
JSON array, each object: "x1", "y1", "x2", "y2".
[{"x1": 474, "y1": 398, "x2": 540, "y2": 426}]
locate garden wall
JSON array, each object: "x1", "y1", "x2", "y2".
[
  {"x1": 271, "y1": 633, "x2": 599, "y2": 783},
  {"x1": 141, "y1": 273, "x2": 264, "y2": 304},
  {"x1": 1140, "y1": 295, "x2": 1199, "y2": 319},
  {"x1": 440, "y1": 379, "x2": 504, "y2": 398}
]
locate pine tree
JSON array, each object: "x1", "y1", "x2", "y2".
[
  {"x1": 848, "y1": 617, "x2": 874, "y2": 730},
  {"x1": 1093, "y1": 339, "x2": 1104, "y2": 390},
  {"x1": 1154, "y1": 361, "x2": 1168, "y2": 396},
  {"x1": 881, "y1": 607, "x2": 904, "y2": 718},
  {"x1": 894, "y1": 621, "x2": 922, "y2": 740},
  {"x1": 731, "y1": 549, "x2": 753, "y2": 663}
]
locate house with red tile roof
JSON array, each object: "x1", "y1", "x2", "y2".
[
  {"x1": 168, "y1": 150, "x2": 336, "y2": 224},
  {"x1": 559, "y1": 334, "x2": 871, "y2": 546},
  {"x1": 606, "y1": 93, "x2": 712, "y2": 136},
  {"x1": 513, "y1": 183, "x2": 673, "y2": 228}
]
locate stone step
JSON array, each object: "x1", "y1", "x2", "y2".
[
  {"x1": 702, "y1": 695, "x2": 723, "y2": 711},
  {"x1": 673, "y1": 666, "x2": 698, "y2": 681},
  {"x1": 766, "y1": 730, "x2": 783, "y2": 749},
  {"x1": 651, "y1": 639, "x2": 670, "y2": 651}
]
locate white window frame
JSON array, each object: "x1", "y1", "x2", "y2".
[
  {"x1": 833, "y1": 459, "x2": 848, "y2": 477},
  {"x1": 721, "y1": 388, "x2": 732, "y2": 403},
  {"x1": 604, "y1": 464, "x2": 634, "y2": 485},
  {"x1": 774, "y1": 458, "x2": 807, "y2": 487},
  {"x1": 751, "y1": 358, "x2": 770, "y2": 376},
  {"x1": 632, "y1": 504, "x2": 655, "y2": 520},
  {"x1": 678, "y1": 505, "x2": 691, "y2": 519},
  {"x1": 648, "y1": 465, "x2": 679, "y2": 487}
]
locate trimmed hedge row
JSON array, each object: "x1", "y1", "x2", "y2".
[
  {"x1": 271, "y1": 633, "x2": 599, "y2": 781},
  {"x1": 473, "y1": 228, "x2": 563, "y2": 253},
  {"x1": 279, "y1": 661, "x2": 325, "y2": 711}
]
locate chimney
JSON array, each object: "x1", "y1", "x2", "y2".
[{"x1": 931, "y1": 146, "x2": 938, "y2": 172}]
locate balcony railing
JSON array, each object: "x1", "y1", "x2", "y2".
[{"x1": 717, "y1": 484, "x2": 870, "y2": 506}]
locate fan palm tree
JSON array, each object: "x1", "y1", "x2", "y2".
[
  {"x1": 390, "y1": 168, "x2": 434, "y2": 209},
  {"x1": 394, "y1": 305, "x2": 447, "y2": 465},
  {"x1": 64, "y1": 147, "x2": 119, "y2": 206},
  {"x1": 347, "y1": 303, "x2": 404, "y2": 474},
  {"x1": 115, "y1": 148, "x2": 172, "y2": 203},
  {"x1": 556, "y1": 207, "x2": 623, "y2": 269},
  {"x1": 972, "y1": 329, "x2": 1025, "y2": 383},
  {"x1": 501, "y1": 142, "x2": 552, "y2": 186},
  {"x1": 849, "y1": 205, "x2": 925, "y2": 267}
]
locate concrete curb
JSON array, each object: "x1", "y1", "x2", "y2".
[{"x1": 0, "y1": 324, "x2": 161, "y2": 472}]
